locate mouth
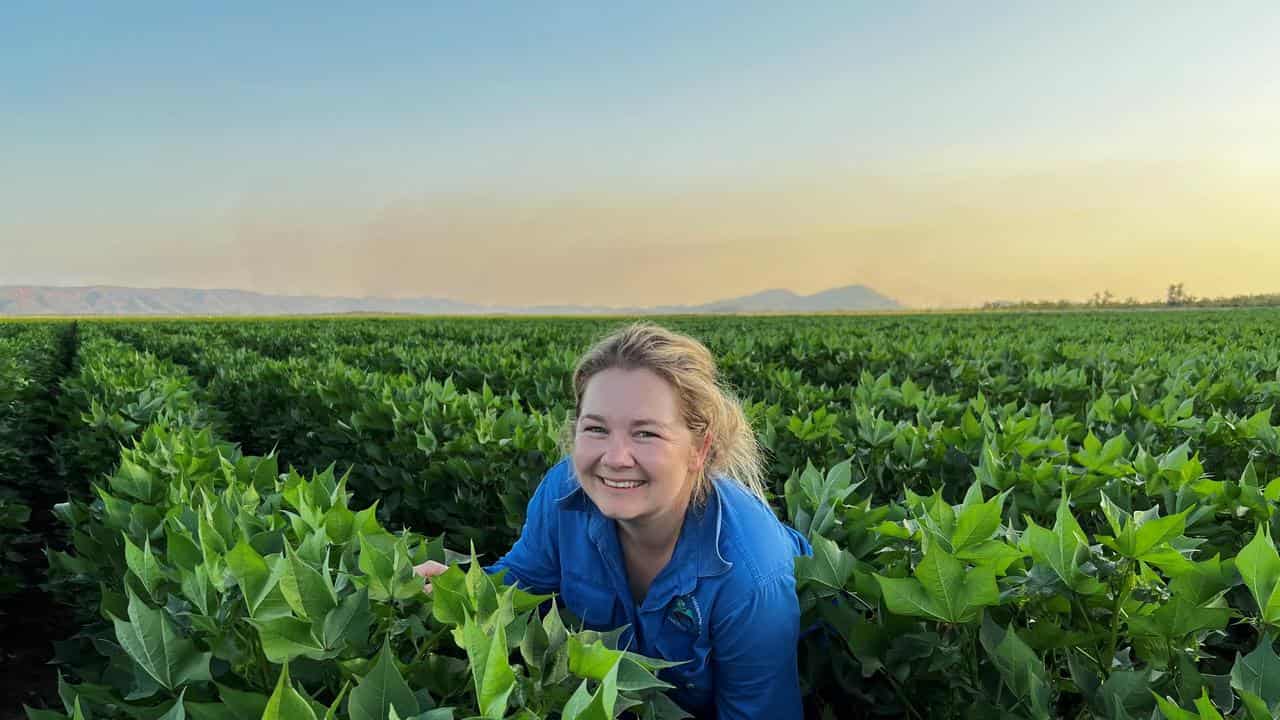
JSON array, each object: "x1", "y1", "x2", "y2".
[{"x1": 597, "y1": 475, "x2": 647, "y2": 490}]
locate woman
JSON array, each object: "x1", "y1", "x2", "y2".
[{"x1": 415, "y1": 322, "x2": 812, "y2": 719}]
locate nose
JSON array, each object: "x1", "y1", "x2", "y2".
[{"x1": 602, "y1": 432, "x2": 636, "y2": 469}]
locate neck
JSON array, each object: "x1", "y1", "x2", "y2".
[{"x1": 617, "y1": 493, "x2": 691, "y2": 554}]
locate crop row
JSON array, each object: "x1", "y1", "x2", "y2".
[{"x1": 0, "y1": 323, "x2": 70, "y2": 600}]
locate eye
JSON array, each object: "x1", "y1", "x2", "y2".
[
  {"x1": 635, "y1": 430, "x2": 658, "y2": 439},
  {"x1": 583, "y1": 425, "x2": 607, "y2": 434}
]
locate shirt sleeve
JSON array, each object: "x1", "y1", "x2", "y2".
[
  {"x1": 710, "y1": 573, "x2": 805, "y2": 720},
  {"x1": 483, "y1": 466, "x2": 562, "y2": 595}
]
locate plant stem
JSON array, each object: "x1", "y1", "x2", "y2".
[
  {"x1": 1103, "y1": 561, "x2": 1134, "y2": 674},
  {"x1": 966, "y1": 624, "x2": 982, "y2": 695},
  {"x1": 412, "y1": 624, "x2": 450, "y2": 664},
  {"x1": 1073, "y1": 595, "x2": 1097, "y2": 637}
]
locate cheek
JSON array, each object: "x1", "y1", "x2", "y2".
[{"x1": 570, "y1": 442, "x2": 592, "y2": 468}]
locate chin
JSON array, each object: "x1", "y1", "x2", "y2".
[
  {"x1": 593, "y1": 495, "x2": 643, "y2": 519},
  {"x1": 588, "y1": 491, "x2": 650, "y2": 521},
  {"x1": 598, "y1": 505, "x2": 641, "y2": 521}
]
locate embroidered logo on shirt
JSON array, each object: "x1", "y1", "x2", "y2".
[{"x1": 667, "y1": 595, "x2": 702, "y2": 634}]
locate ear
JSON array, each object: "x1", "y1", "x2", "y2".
[{"x1": 692, "y1": 428, "x2": 712, "y2": 472}]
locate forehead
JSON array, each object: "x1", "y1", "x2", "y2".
[{"x1": 579, "y1": 367, "x2": 681, "y2": 422}]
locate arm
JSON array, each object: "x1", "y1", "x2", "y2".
[
  {"x1": 483, "y1": 466, "x2": 563, "y2": 595},
  {"x1": 710, "y1": 573, "x2": 804, "y2": 720}
]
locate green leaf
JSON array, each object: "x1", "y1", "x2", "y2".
[
  {"x1": 954, "y1": 539, "x2": 1024, "y2": 576},
  {"x1": 1230, "y1": 635, "x2": 1280, "y2": 709},
  {"x1": 917, "y1": 545, "x2": 998, "y2": 622},
  {"x1": 519, "y1": 605, "x2": 550, "y2": 679},
  {"x1": 179, "y1": 563, "x2": 214, "y2": 616},
  {"x1": 213, "y1": 682, "x2": 270, "y2": 720},
  {"x1": 1095, "y1": 669, "x2": 1156, "y2": 718},
  {"x1": 1191, "y1": 688, "x2": 1225, "y2": 720},
  {"x1": 875, "y1": 547, "x2": 998, "y2": 623},
  {"x1": 323, "y1": 504, "x2": 356, "y2": 545},
  {"x1": 568, "y1": 637, "x2": 624, "y2": 680},
  {"x1": 1237, "y1": 689, "x2": 1272, "y2": 720},
  {"x1": 1130, "y1": 595, "x2": 1230, "y2": 641},
  {"x1": 1152, "y1": 692, "x2": 1199, "y2": 720},
  {"x1": 429, "y1": 565, "x2": 469, "y2": 626},
  {"x1": 979, "y1": 615, "x2": 1051, "y2": 719},
  {"x1": 961, "y1": 409, "x2": 983, "y2": 441},
  {"x1": 560, "y1": 680, "x2": 595, "y2": 720},
  {"x1": 279, "y1": 546, "x2": 338, "y2": 621},
  {"x1": 225, "y1": 540, "x2": 289, "y2": 619},
  {"x1": 1021, "y1": 496, "x2": 1089, "y2": 590},
  {"x1": 1131, "y1": 509, "x2": 1190, "y2": 559},
  {"x1": 166, "y1": 522, "x2": 203, "y2": 572},
  {"x1": 111, "y1": 587, "x2": 212, "y2": 692},
  {"x1": 794, "y1": 535, "x2": 857, "y2": 590},
  {"x1": 322, "y1": 681, "x2": 349, "y2": 720},
  {"x1": 156, "y1": 690, "x2": 187, "y2": 720},
  {"x1": 262, "y1": 663, "x2": 317, "y2": 720},
  {"x1": 615, "y1": 657, "x2": 674, "y2": 694},
  {"x1": 951, "y1": 483, "x2": 1005, "y2": 551},
  {"x1": 349, "y1": 640, "x2": 419, "y2": 720},
  {"x1": 197, "y1": 505, "x2": 227, "y2": 561},
  {"x1": 460, "y1": 617, "x2": 516, "y2": 719},
  {"x1": 249, "y1": 616, "x2": 329, "y2": 663},
  {"x1": 561, "y1": 658, "x2": 621, "y2": 720},
  {"x1": 1238, "y1": 526, "x2": 1280, "y2": 625},
  {"x1": 321, "y1": 588, "x2": 371, "y2": 652},
  {"x1": 808, "y1": 459, "x2": 857, "y2": 540},
  {"x1": 110, "y1": 458, "x2": 158, "y2": 502},
  {"x1": 123, "y1": 534, "x2": 167, "y2": 601},
  {"x1": 357, "y1": 533, "x2": 397, "y2": 602}
]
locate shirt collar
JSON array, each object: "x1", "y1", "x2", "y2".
[{"x1": 554, "y1": 470, "x2": 734, "y2": 608}]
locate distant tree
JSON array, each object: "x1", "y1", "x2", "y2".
[
  {"x1": 978, "y1": 286, "x2": 1280, "y2": 311},
  {"x1": 1087, "y1": 290, "x2": 1116, "y2": 307}
]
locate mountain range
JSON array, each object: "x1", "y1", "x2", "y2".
[{"x1": 0, "y1": 284, "x2": 902, "y2": 316}]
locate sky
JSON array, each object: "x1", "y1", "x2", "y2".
[{"x1": 2, "y1": 2, "x2": 1278, "y2": 309}]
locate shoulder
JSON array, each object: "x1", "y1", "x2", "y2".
[
  {"x1": 520, "y1": 458, "x2": 582, "y2": 524},
  {"x1": 541, "y1": 457, "x2": 578, "y2": 497},
  {"x1": 526, "y1": 457, "x2": 580, "y2": 507},
  {"x1": 709, "y1": 478, "x2": 808, "y2": 593}
]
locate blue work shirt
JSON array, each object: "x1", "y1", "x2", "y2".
[{"x1": 487, "y1": 458, "x2": 813, "y2": 720}]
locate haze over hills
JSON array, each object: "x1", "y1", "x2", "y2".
[{"x1": 0, "y1": 284, "x2": 902, "y2": 316}]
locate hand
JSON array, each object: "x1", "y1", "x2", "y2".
[{"x1": 412, "y1": 560, "x2": 448, "y2": 594}]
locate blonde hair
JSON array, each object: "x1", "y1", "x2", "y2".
[{"x1": 558, "y1": 321, "x2": 767, "y2": 506}]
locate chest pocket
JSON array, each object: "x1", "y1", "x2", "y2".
[{"x1": 560, "y1": 574, "x2": 619, "y2": 631}]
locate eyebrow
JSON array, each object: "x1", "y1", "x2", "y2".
[{"x1": 580, "y1": 414, "x2": 671, "y2": 430}]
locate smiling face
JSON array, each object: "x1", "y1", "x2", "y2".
[{"x1": 571, "y1": 367, "x2": 705, "y2": 530}]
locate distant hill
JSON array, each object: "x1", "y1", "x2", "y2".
[
  {"x1": 690, "y1": 285, "x2": 901, "y2": 313},
  {"x1": 0, "y1": 284, "x2": 903, "y2": 316}
]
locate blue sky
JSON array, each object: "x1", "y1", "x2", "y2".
[{"x1": 3, "y1": 2, "x2": 1278, "y2": 306}]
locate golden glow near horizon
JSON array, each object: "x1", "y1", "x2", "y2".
[{"x1": 9, "y1": 158, "x2": 1277, "y2": 308}]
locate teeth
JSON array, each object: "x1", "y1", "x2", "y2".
[{"x1": 599, "y1": 476, "x2": 644, "y2": 489}]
